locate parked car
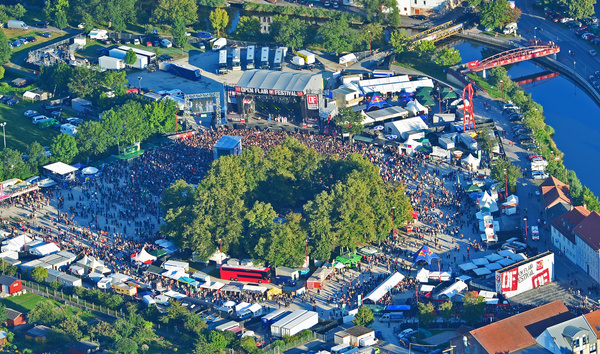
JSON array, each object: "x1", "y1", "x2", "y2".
[
  {"x1": 590, "y1": 50, "x2": 598, "y2": 56},
  {"x1": 6, "y1": 99, "x2": 19, "y2": 106},
  {"x1": 160, "y1": 39, "x2": 172, "y2": 48},
  {"x1": 523, "y1": 143, "x2": 538, "y2": 151},
  {"x1": 509, "y1": 113, "x2": 524, "y2": 121},
  {"x1": 133, "y1": 38, "x2": 140, "y2": 45},
  {"x1": 24, "y1": 110, "x2": 38, "y2": 117},
  {"x1": 159, "y1": 54, "x2": 173, "y2": 61},
  {"x1": 24, "y1": 36, "x2": 36, "y2": 42},
  {"x1": 1, "y1": 96, "x2": 13, "y2": 104},
  {"x1": 146, "y1": 41, "x2": 153, "y2": 47},
  {"x1": 39, "y1": 32, "x2": 51, "y2": 38},
  {"x1": 333, "y1": 2, "x2": 339, "y2": 8},
  {"x1": 532, "y1": 171, "x2": 549, "y2": 179},
  {"x1": 35, "y1": 21, "x2": 49, "y2": 28}
]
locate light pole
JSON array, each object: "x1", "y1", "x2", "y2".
[
  {"x1": 368, "y1": 31, "x2": 372, "y2": 56},
  {"x1": 504, "y1": 168, "x2": 508, "y2": 197},
  {"x1": 218, "y1": 238, "x2": 223, "y2": 267},
  {"x1": 524, "y1": 217, "x2": 528, "y2": 240},
  {"x1": 0, "y1": 122, "x2": 5, "y2": 149},
  {"x1": 500, "y1": 80, "x2": 504, "y2": 101},
  {"x1": 535, "y1": 107, "x2": 538, "y2": 120},
  {"x1": 137, "y1": 76, "x2": 142, "y2": 93},
  {"x1": 438, "y1": 86, "x2": 442, "y2": 114},
  {"x1": 534, "y1": 26, "x2": 537, "y2": 41}
]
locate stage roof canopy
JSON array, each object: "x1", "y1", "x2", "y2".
[
  {"x1": 43, "y1": 162, "x2": 78, "y2": 175},
  {"x1": 236, "y1": 70, "x2": 323, "y2": 94},
  {"x1": 214, "y1": 135, "x2": 243, "y2": 150}
]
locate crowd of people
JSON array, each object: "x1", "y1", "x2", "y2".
[{"x1": 0, "y1": 125, "x2": 596, "y2": 325}]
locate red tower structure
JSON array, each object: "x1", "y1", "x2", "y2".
[{"x1": 462, "y1": 83, "x2": 475, "y2": 131}]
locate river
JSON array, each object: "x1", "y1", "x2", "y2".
[{"x1": 453, "y1": 41, "x2": 600, "y2": 195}]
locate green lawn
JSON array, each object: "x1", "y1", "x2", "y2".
[
  {"x1": 0, "y1": 293, "x2": 60, "y2": 313},
  {"x1": 0, "y1": 100, "x2": 60, "y2": 152}
]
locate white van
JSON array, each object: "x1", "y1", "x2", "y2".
[
  {"x1": 97, "y1": 277, "x2": 112, "y2": 289},
  {"x1": 32, "y1": 115, "x2": 48, "y2": 124},
  {"x1": 60, "y1": 123, "x2": 78, "y2": 136}
]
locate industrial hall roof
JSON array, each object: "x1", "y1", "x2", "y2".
[{"x1": 236, "y1": 70, "x2": 322, "y2": 94}]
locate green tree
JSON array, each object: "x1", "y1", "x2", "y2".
[
  {"x1": 0, "y1": 66, "x2": 4, "y2": 80},
  {"x1": 333, "y1": 107, "x2": 364, "y2": 135},
  {"x1": 57, "y1": 316, "x2": 86, "y2": 342},
  {"x1": 152, "y1": 0, "x2": 198, "y2": 24},
  {"x1": 112, "y1": 13, "x2": 126, "y2": 34},
  {"x1": 209, "y1": 8, "x2": 229, "y2": 36},
  {"x1": 352, "y1": 306, "x2": 374, "y2": 326},
  {"x1": 49, "y1": 280, "x2": 62, "y2": 290},
  {"x1": 68, "y1": 66, "x2": 101, "y2": 99},
  {"x1": 124, "y1": 49, "x2": 137, "y2": 65},
  {"x1": 89, "y1": 321, "x2": 118, "y2": 343},
  {"x1": 115, "y1": 338, "x2": 138, "y2": 354},
  {"x1": 389, "y1": 30, "x2": 410, "y2": 55},
  {"x1": 54, "y1": 10, "x2": 68, "y2": 30},
  {"x1": 438, "y1": 301, "x2": 453, "y2": 323},
  {"x1": 198, "y1": 0, "x2": 228, "y2": 6},
  {"x1": 390, "y1": 8, "x2": 402, "y2": 27},
  {"x1": 0, "y1": 6, "x2": 8, "y2": 25},
  {"x1": 317, "y1": 19, "x2": 353, "y2": 54},
  {"x1": 171, "y1": 18, "x2": 188, "y2": 49},
  {"x1": 235, "y1": 16, "x2": 261, "y2": 41},
  {"x1": 462, "y1": 291, "x2": 486, "y2": 324},
  {"x1": 416, "y1": 40, "x2": 436, "y2": 61},
  {"x1": 8, "y1": 4, "x2": 26, "y2": 19},
  {"x1": 39, "y1": 62, "x2": 72, "y2": 95},
  {"x1": 50, "y1": 134, "x2": 79, "y2": 164},
  {"x1": 240, "y1": 336, "x2": 260, "y2": 354},
  {"x1": 271, "y1": 15, "x2": 306, "y2": 51},
  {"x1": 76, "y1": 121, "x2": 111, "y2": 157},
  {"x1": 0, "y1": 304, "x2": 8, "y2": 325},
  {"x1": 31, "y1": 267, "x2": 49, "y2": 283},
  {"x1": 160, "y1": 299, "x2": 190, "y2": 324},
  {"x1": 28, "y1": 300, "x2": 67, "y2": 326},
  {"x1": 435, "y1": 47, "x2": 462, "y2": 66},
  {"x1": 490, "y1": 158, "x2": 522, "y2": 191},
  {"x1": 264, "y1": 213, "x2": 307, "y2": 267},
  {"x1": 0, "y1": 30, "x2": 11, "y2": 65},
  {"x1": 417, "y1": 302, "x2": 436, "y2": 328},
  {"x1": 360, "y1": 23, "x2": 384, "y2": 50},
  {"x1": 26, "y1": 142, "x2": 50, "y2": 173},
  {"x1": 81, "y1": 12, "x2": 95, "y2": 33},
  {"x1": 0, "y1": 149, "x2": 31, "y2": 180},
  {"x1": 480, "y1": 0, "x2": 514, "y2": 30},
  {"x1": 561, "y1": 0, "x2": 595, "y2": 19},
  {"x1": 245, "y1": 201, "x2": 278, "y2": 262}
]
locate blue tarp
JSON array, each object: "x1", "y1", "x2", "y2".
[{"x1": 412, "y1": 246, "x2": 440, "y2": 265}]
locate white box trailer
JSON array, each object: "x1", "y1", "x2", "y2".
[
  {"x1": 292, "y1": 56, "x2": 305, "y2": 66},
  {"x1": 280, "y1": 311, "x2": 318, "y2": 337},
  {"x1": 459, "y1": 132, "x2": 477, "y2": 151},
  {"x1": 275, "y1": 267, "x2": 300, "y2": 280},
  {"x1": 297, "y1": 50, "x2": 315, "y2": 64},
  {"x1": 215, "y1": 320, "x2": 240, "y2": 331},
  {"x1": 211, "y1": 38, "x2": 227, "y2": 51},
  {"x1": 99, "y1": 56, "x2": 126, "y2": 70},
  {"x1": 271, "y1": 310, "x2": 307, "y2": 336},
  {"x1": 88, "y1": 29, "x2": 108, "y2": 40}
]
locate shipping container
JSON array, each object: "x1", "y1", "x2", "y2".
[
  {"x1": 246, "y1": 45, "x2": 255, "y2": 70},
  {"x1": 280, "y1": 311, "x2": 318, "y2": 337},
  {"x1": 262, "y1": 309, "x2": 288, "y2": 327},
  {"x1": 271, "y1": 310, "x2": 306, "y2": 336}
]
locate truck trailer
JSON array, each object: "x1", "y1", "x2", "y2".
[
  {"x1": 297, "y1": 50, "x2": 315, "y2": 64},
  {"x1": 212, "y1": 38, "x2": 227, "y2": 51},
  {"x1": 280, "y1": 311, "x2": 318, "y2": 337},
  {"x1": 271, "y1": 310, "x2": 306, "y2": 336},
  {"x1": 168, "y1": 63, "x2": 202, "y2": 81},
  {"x1": 262, "y1": 309, "x2": 288, "y2": 327},
  {"x1": 99, "y1": 56, "x2": 125, "y2": 70}
]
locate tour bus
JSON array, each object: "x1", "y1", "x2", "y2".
[
  {"x1": 273, "y1": 47, "x2": 283, "y2": 70},
  {"x1": 232, "y1": 48, "x2": 241, "y2": 71},
  {"x1": 331, "y1": 344, "x2": 352, "y2": 354},
  {"x1": 246, "y1": 45, "x2": 255, "y2": 70},
  {"x1": 218, "y1": 49, "x2": 228, "y2": 74},
  {"x1": 220, "y1": 264, "x2": 271, "y2": 283},
  {"x1": 260, "y1": 47, "x2": 270, "y2": 69}
]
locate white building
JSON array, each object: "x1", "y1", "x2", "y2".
[
  {"x1": 394, "y1": 0, "x2": 459, "y2": 16},
  {"x1": 384, "y1": 117, "x2": 428, "y2": 139},
  {"x1": 550, "y1": 206, "x2": 589, "y2": 264}
]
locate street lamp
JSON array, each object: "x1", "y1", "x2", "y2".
[
  {"x1": 535, "y1": 107, "x2": 538, "y2": 120},
  {"x1": 504, "y1": 168, "x2": 508, "y2": 197},
  {"x1": 368, "y1": 31, "x2": 372, "y2": 56},
  {"x1": 137, "y1": 76, "x2": 142, "y2": 93},
  {"x1": 0, "y1": 122, "x2": 5, "y2": 149},
  {"x1": 218, "y1": 238, "x2": 223, "y2": 267},
  {"x1": 524, "y1": 217, "x2": 528, "y2": 240},
  {"x1": 534, "y1": 26, "x2": 538, "y2": 41}
]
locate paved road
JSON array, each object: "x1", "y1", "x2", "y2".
[{"x1": 517, "y1": 0, "x2": 600, "y2": 81}]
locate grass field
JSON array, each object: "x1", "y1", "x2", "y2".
[
  {"x1": 1, "y1": 28, "x2": 69, "y2": 63},
  {"x1": 0, "y1": 293, "x2": 60, "y2": 313},
  {"x1": 0, "y1": 101, "x2": 60, "y2": 152}
]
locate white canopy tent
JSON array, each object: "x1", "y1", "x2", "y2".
[
  {"x1": 437, "y1": 280, "x2": 468, "y2": 299},
  {"x1": 242, "y1": 284, "x2": 267, "y2": 293},
  {"x1": 416, "y1": 268, "x2": 430, "y2": 283},
  {"x1": 420, "y1": 284, "x2": 435, "y2": 292},
  {"x1": 364, "y1": 272, "x2": 405, "y2": 302},
  {"x1": 132, "y1": 247, "x2": 157, "y2": 264},
  {"x1": 462, "y1": 154, "x2": 480, "y2": 170},
  {"x1": 200, "y1": 281, "x2": 224, "y2": 290},
  {"x1": 472, "y1": 258, "x2": 489, "y2": 266},
  {"x1": 406, "y1": 99, "x2": 428, "y2": 115},
  {"x1": 458, "y1": 262, "x2": 477, "y2": 271}
]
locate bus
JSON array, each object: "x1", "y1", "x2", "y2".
[
  {"x1": 331, "y1": 344, "x2": 352, "y2": 354},
  {"x1": 246, "y1": 45, "x2": 255, "y2": 70},
  {"x1": 219, "y1": 49, "x2": 228, "y2": 74},
  {"x1": 371, "y1": 69, "x2": 395, "y2": 78},
  {"x1": 260, "y1": 47, "x2": 270, "y2": 69},
  {"x1": 232, "y1": 47, "x2": 241, "y2": 71},
  {"x1": 220, "y1": 264, "x2": 272, "y2": 283},
  {"x1": 273, "y1": 47, "x2": 283, "y2": 70}
]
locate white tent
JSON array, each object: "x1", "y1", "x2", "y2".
[
  {"x1": 459, "y1": 262, "x2": 477, "y2": 271},
  {"x1": 415, "y1": 268, "x2": 430, "y2": 283},
  {"x1": 406, "y1": 99, "x2": 428, "y2": 115},
  {"x1": 2, "y1": 235, "x2": 32, "y2": 252},
  {"x1": 472, "y1": 268, "x2": 492, "y2": 276},
  {"x1": 472, "y1": 258, "x2": 489, "y2": 266},
  {"x1": 31, "y1": 242, "x2": 60, "y2": 256},
  {"x1": 428, "y1": 271, "x2": 451, "y2": 281},
  {"x1": 462, "y1": 154, "x2": 480, "y2": 170},
  {"x1": 431, "y1": 146, "x2": 451, "y2": 160},
  {"x1": 200, "y1": 281, "x2": 224, "y2": 290},
  {"x1": 364, "y1": 272, "x2": 405, "y2": 302},
  {"x1": 437, "y1": 280, "x2": 468, "y2": 299},
  {"x1": 81, "y1": 167, "x2": 99, "y2": 175},
  {"x1": 131, "y1": 247, "x2": 157, "y2": 264},
  {"x1": 421, "y1": 284, "x2": 435, "y2": 292}
]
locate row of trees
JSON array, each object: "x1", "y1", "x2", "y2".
[
  {"x1": 485, "y1": 66, "x2": 600, "y2": 211},
  {"x1": 389, "y1": 30, "x2": 462, "y2": 66},
  {"x1": 161, "y1": 138, "x2": 414, "y2": 266},
  {"x1": 417, "y1": 292, "x2": 487, "y2": 327}
]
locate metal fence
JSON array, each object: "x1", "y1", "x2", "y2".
[{"x1": 262, "y1": 332, "x2": 315, "y2": 353}]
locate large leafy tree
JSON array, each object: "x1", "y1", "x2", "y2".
[
  {"x1": 171, "y1": 18, "x2": 188, "y2": 49},
  {"x1": 353, "y1": 306, "x2": 374, "y2": 326},
  {"x1": 124, "y1": 49, "x2": 137, "y2": 65},
  {"x1": 76, "y1": 121, "x2": 111, "y2": 157},
  {"x1": 209, "y1": 8, "x2": 229, "y2": 36},
  {"x1": 26, "y1": 142, "x2": 50, "y2": 173},
  {"x1": 264, "y1": 213, "x2": 307, "y2": 267},
  {"x1": 39, "y1": 62, "x2": 72, "y2": 94},
  {"x1": 435, "y1": 47, "x2": 462, "y2": 66},
  {"x1": 389, "y1": 30, "x2": 410, "y2": 55},
  {"x1": 416, "y1": 40, "x2": 436, "y2": 61},
  {"x1": 235, "y1": 16, "x2": 261, "y2": 41},
  {"x1": 152, "y1": 0, "x2": 198, "y2": 24},
  {"x1": 491, "y1": 157, "x2": 522, "y2": 191},
  {"x1": 360, "y1": 23, "x2": 384, "y2": 51},
  {"x1": 31, "y1": 267, "x2": 49, "y2": 283},
  {"x1": 462, "y1": 291, "x2": 486, "y2": 324},
  {"x1": 271, "y1": 15, "x2": 306, "y2": 51},
  {"x1": 333, "y1": 107, "x2": 364, "y2": 135},
  {"x1": 29, "y1": 300, "x2": 67, "y2": 326},
  {"x1": 317, "y1": 18, "x2": 354, "y2": 55},
  {"x1": 480, "y1": 0, "x2": 516, "y2": 30},
  {"x1": 417, "y1": 302, "x2": 436, "y2": 328},
  {"x1": 51, "y1": 134, "x2": 79, "y2": 164},
  {"x1": 0, "y1": 149, "x2": 31, "y2": 181},
  {"x1": 562, "y1": 0, "x2": 596, "y2": 19},
  {"x1": 68, "y1": 66, "x2": 102, "y2": 99},
  {"x1": 0, "y1": 26, "x2": 11, "y2": 65}
]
